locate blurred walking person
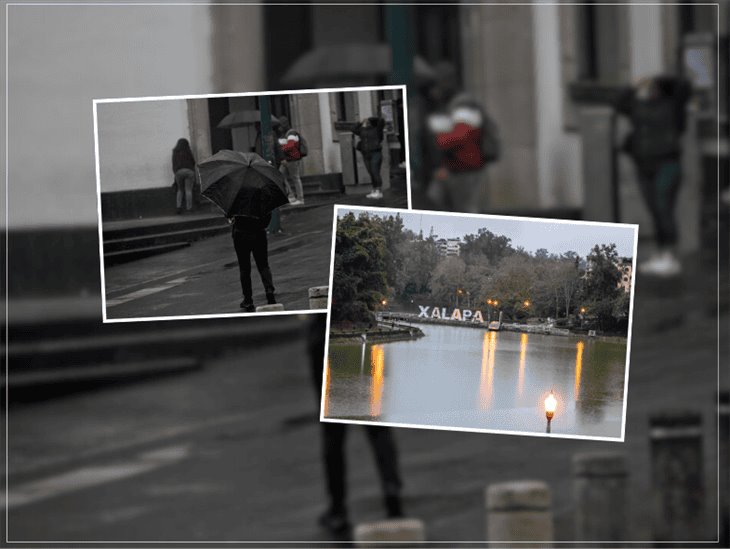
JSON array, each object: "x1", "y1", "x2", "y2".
[
  {"x1": 425, "y1": 62, "x2": 499, "y2": 213},
  {"x1": 617, "y1": 75, "x2": 691, "y2": 277},
  {"x1": 277, "y1": 116, "x2": 308, "y2": 205},
  {"x1": 308, "y1": 314, "x2": 403, "y2": 535},
  {"x1": 354, "y1": 116, "x2": 386, "y2": 199},
  {"x1": 172, "y1": 138, "x2": 196, "y2": 214}
]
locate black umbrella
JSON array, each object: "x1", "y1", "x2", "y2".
[
  {"x1": 217, "y1": 110, "x2": 280, "y2": 129},
  {"x1": 198, "y1": 150, "x2": 289, "y2": 219},
  {"x1": 281, "y1": 43, "x2": 436, "y2": 86}
]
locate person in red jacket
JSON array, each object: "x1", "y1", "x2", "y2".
[
  {"x1": 276, "y1": 116, "x2": 307, "y2": 205},
  {"x1": 425, "y1": 62, "x2": 499, "y2": 213}
]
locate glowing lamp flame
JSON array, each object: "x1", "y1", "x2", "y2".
[{"x1": 544, "y1": 391, "x2": 557, "y2": 421}]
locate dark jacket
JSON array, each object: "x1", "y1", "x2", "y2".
[
  {"x1": 617, "y1": 76, "x2": 691, "y2": 163},
  {"x1": 354, "y1": 117, "x2": 385, "y2": 153},
  {"x1": 172, "y1": 147, "x2": 196, "y2": 173},
  {"x1": 232, "y1": 213, "x2": 272, "y2": 232}
]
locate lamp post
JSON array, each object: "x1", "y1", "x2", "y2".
[{"x1": 545, "y1": 391, "x2": 557, "y2": 433}]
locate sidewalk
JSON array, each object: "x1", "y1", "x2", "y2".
[{"x1": 104, "y1": 204, "x2": 334, "y2": 319}]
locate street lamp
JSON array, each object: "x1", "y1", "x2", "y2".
[
  {"x1": 544, "y1": 391, "x2": 557, "y2": 433},
  {"x1": 523, "y1": 300, "x2": 530, "y2": 308}
]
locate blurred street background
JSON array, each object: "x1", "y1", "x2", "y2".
[{"x1": 3, "y1": 1, "x2": 728, "y2": 545}]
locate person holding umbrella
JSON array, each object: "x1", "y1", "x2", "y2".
[{"x1": 197, "y1": 150, "x2": 290, "y2": 312}]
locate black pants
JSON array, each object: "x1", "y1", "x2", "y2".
[
  {"x1": 636, "y1": 160, "x2": 681, "y2": 247},
  {"x1": 231, "y1": 227, "x2": 274, "y2": 302},
  {"x1": 363, "y1": 150, "x2": 383, "y2": 189},
  {"x1": 307, "y1": 315, "x2": 401, "y2": 513},
  {"x1": 321, "y1": 422, "x2": 402, "y2": 512}
]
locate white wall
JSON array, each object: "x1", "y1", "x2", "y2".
[
  {"x1": 7, "y1": 4, "x2": 215, "y2": 228},
  {"x1": 97, "y1": 100, "x2": 191, "y2": 192},
  {"x1": 532, "y1": 2, "x2": 583, "y2": 209},
  {"x1": 629, "y1": 4, "x2": 665, "y2": 80}
]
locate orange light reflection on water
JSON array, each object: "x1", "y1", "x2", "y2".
[
  {"x1": 479, "y1": 331, "x2": 497, "y2": 409},
  {"x1": 574, "y1": 341, "x2": 584, "y2": 401},
  {"x1": 517, "y1": 333, "x2": 528, "y2": 398},
  {"x1": 369, "y1": 345, "x2": 385, "y2": 417}
]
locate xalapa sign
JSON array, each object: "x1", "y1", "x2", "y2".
[{"x1": 417, "y1": 306, "x2": 485, "y2": 323}]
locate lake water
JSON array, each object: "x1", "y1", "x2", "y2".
[{"x1": 324, "y1": 324, "x2": 629, "y2": 439}]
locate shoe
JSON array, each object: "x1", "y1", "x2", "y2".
[
  {"x1": 266, "y1": 293, "x2": 277, "y2": 305},
  {"x1": 176, "y1": 207, "x2": 182, "y2": 215},
  {"x1": 240, "y1": 301, "x2": 255, "y2": 312},
  {"x1": 366, "y1": 189, "x2": 383, "y2": 199},
  {"x1": 289, "y1": 199, "x2": 304, "y2": 206},
  {"x1": 638, "y1": 250, "x2": 681, "y2": 277},
  {"x1": 318, "y1": 509, "x2": 350, "y2": 535}
]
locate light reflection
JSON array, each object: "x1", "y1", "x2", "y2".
[
  {"x1": 324, "y1": 357, "x2": 331, "y2": 417},
  {"x1": 478, "y1": 331, "x2": 497, "y2": 409},
  {"x1": 369, "y1": 345, "x2": 385, "y2": 417},
  {"x1": 360, "y1": 341, "x2": 366, "y2": 374},
  {"x1": 517, "y1": 333, "x2": 528, "y2": 397},
  {"x1": 574, "y1": 341, "x2": 584, "y2": 401}
]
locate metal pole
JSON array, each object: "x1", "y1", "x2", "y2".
[
  {"x1": 385, "y1": 5, "x2": 419, "y2": 176},
  {"x1": 260, "y1": 96, "x2": 281, "y2": 233},
  {"x1": 259, "y1": 96, "x2": 274, "y2": 163}
]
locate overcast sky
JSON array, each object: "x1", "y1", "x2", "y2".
[{"x1": 338, "y1": 208, "x2": 637, "y2": 258}]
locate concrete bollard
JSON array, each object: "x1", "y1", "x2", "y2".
[
  {"x1": 354, "y1": 518, "x2": 426, "y2": 546},
  {"x1": 486, "y1": 480, "x2": 553, "y2": 545},
  {"x1": 308, "y1": 286, "x2": 329, "y2": 310},
  {"x1": 649, "y1": 411, "x2": 705, "y2": 541},
  {"x1": 719, "y1": 391, "x2": 729, "y2": 548},
  {"x1": 255, "y1": 304, "x2": 284, "y2": 312},
  {"x1": 572, "y1": 452, "x2": 628, "y2": 541}
]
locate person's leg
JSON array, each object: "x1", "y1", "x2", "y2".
[
  {"x1": 232, "y1": 229, "x2": 254, "y2": 306},
  {"x1": 364, "y1": 425, "x2": 403, "y2": 517},
  {"x1": 174, "y1": 171, "x2": 184, "y2": 211},
  {"x1": 251, "y1": 230, "x2": 275, "y2": 301},
  {"x1": 654, "y1": 161, "x2": 681, "y2": 248},
  {"x1": 183, "y1": 169, "x2": 194, "y2": 211},
  {"x1": 369, "y1": 150, "x2": 383, "y2": 189},
  {"x1": 321, "y1": 423, "x2": 349, "y2": 519},
  {"x1": 447, "y1": 171, "x2": 482, "y2": 213},
  {"x1": 291, "y1": 160, "x2": 304, "y2": 202},
  {"x1": 280, "y1": 163, "x2": 294, "y2": 200}
]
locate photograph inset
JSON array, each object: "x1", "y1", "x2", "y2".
[
  {"x1": 323, "y1": 206, "x2": 638, "y2": 440},
  {"x1": 95, "y1": 86, "x2": 409, "y2": 321}
]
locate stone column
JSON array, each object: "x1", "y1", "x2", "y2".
[
  {"x1": 572, "y1": 452, "x2": 628, "y2": 540},
  {"x1": 486, "y1": 480, "x2": 553, "y2": 544},
  {"x1": 649, "y1": 411, "x2": 705, "y2": 541},
  {"x1": 354, "y1": 518, "x2": 426, "y2": 546}
]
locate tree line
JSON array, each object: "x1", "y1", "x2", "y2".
[{"x1": 332, "y1": 212, "x2": 631, "y2": 334}]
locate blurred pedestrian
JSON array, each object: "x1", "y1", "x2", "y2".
[
  {"x1": 277, "y1": 116, "x2": 308, "y2": 205},
  {"x1": 172, "y1": 138, "x2": 196, "y2": 214},
  {"x1": 231, "y1": 213, "x2": 277, "y2": 312},
  {"x1": 617, "y1": 75, "x2": 692, "y2": 277},
  {"x1": 354, "y1": 116, "x2": 386, "y2": 199},
  {"x1": 307, "y1": 314, "x2": 403, "y2": 535},
  {"x1": 425, "y1": 62, "x2": 500, "y2": 213}
]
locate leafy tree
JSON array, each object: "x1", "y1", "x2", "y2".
[
  {"x1": 331, "y1": 213, "x2": 389, "y2": 325},
  {"x1": 429, "y1": 256, "x2": 468, "y2": 307}
]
